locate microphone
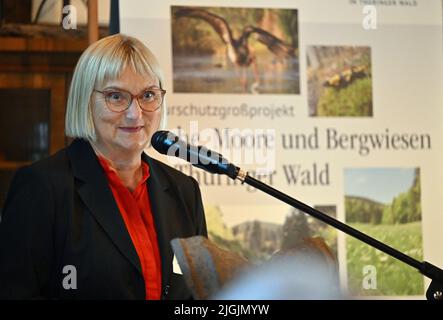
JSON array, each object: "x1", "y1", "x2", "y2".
[{"x1": 151, "y1": 130, "x2": 239, "y2": 179}]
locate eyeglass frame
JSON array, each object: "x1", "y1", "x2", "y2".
[{"x1": 93, "y1": 87, "x2": 166, "y2": 113}]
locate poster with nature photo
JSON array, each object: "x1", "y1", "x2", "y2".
[
  {"x1": 171, "y1": 6, "x2": 299, "y2": 94},
  {"x1": 204, "y1": 205, "x2": 338, "y2": 264},
  {"x1": 307, "y1": 46, "x2": 372, "y2": 116},
  {"x1": 344, "y1": 168, "x2": 423, "y2": 296}
]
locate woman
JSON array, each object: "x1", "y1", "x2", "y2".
[{"x1": 0, "y1": 34, "x2": 207, "y2": 299}]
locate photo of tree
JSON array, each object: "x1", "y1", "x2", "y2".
[
  {"x1": 307, "y1": 46, "x2": 372, "y2": 116},
  {"x1": 204, "y1": 205, "x2": 337, "y2": 264},
  {"x1": 280, "y1": 206, "x2": 338, "y2": 262},
  {"x1": 312, "y1": 205, "x2": 338, "y2": 260},
  {"x1": 344, "y1": 168, "x2": 423, "y2": 296},
  {"x1": 171, "y1": 6, "x2": 299, "y2": 94}
]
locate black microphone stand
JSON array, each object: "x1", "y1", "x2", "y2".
[{"x1": 232, "y1": 167, "x2": 443, "y2": 300}]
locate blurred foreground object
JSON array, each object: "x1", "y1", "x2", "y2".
[
  {"x1": 171, "y1": 235, "x2": 341, "y2": 300},
  {"x1": 171, "y1": 236, "x2": 249, "y2": 300},
  {"x1": 214, "y1": 251, "x2": 342, "y2": 300}
]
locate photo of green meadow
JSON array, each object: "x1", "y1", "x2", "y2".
[
  {"x1": 344, "y1": 168, "x2": 423, "y2": 296},
  {"x1": 307, "y1": 45, "x2": 372, "y2": 117}
]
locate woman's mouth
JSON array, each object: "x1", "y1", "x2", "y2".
[{"x1": 119, "y1": 126, "x2": 144, "y2": 133}]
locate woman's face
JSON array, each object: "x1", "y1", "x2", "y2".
[{"x1": 92, "y1": 67, "x2": 162, "y2": 157}]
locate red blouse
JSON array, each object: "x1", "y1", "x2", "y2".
[{"x1": 97, "y1": 156, "x2": 162, "y2": 300}]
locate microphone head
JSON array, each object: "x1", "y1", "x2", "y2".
[
  {"x1": 151, "y1": 130, "x2": 177, "y2": 155},
  {"x1": 151, "y1": 130, "x2": 239, "y2": 179}
]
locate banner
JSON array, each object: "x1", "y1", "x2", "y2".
[{"x1": 121, "y1": 0, "x2": 443, "y2": 297}]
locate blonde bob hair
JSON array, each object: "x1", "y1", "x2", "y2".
[{"x1": 65, "y1": 34, "x2": 167, "y2": 141}]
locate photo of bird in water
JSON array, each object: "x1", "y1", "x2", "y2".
[{"x1": 171, "y1": 7, "x2": 299, "y2": 94}]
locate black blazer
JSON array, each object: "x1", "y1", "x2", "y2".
[{"x1": 0, "y1": 139, "x2": 207, "y2": 299}]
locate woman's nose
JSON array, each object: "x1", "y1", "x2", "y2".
[{"x1": 125, "y1": 98, "x2": 143, "y2": 119}]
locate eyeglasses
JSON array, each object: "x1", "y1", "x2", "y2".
[{"x1": 94, "y1": 87, "x2": 166, "y2": 112}]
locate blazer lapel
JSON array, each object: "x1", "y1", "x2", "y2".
[
  {"x1": 144, "y1": 153, "x2": 176, "y2": 295},
  {"x1": 66, "y1": 139, "x2": 142, "y2": 275}
]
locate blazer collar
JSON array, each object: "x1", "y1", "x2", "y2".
[
  {"x1": 142, "y1": 152, "x2": 177, "y2": 295},
  {"x1": 67, "y1": 139, "x2": 176, "y2": 295},
  {"x1": 66, "y1": 139, "x2": 142, "y2": 275}
]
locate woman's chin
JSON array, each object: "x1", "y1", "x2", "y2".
[{"x1": 116, "y1": 137, "x2": 148, "y2": 154}]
